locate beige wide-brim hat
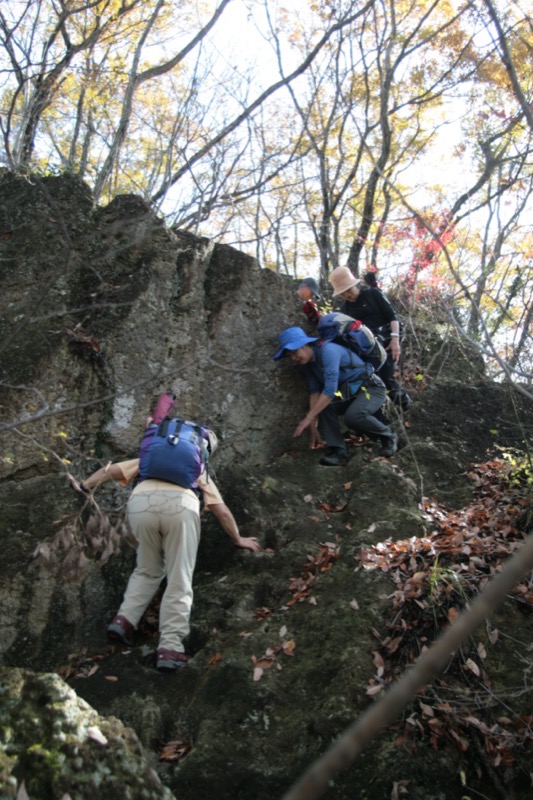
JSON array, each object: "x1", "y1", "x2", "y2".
[{"x1": 329, "y1": 266, "x2": 358, "y2": 296}]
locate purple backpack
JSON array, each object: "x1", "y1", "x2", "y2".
[{"x1": 139, "y1": 417, "x2": 210, "y2": 489}]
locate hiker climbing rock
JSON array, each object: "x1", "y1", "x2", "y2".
[
  {"x1": 274, "y1": 327, "x2": 398, "y2": 465},
  {"x1": 329, "y1": 266, "x2": 412, "y2": 411},
  {"x1": 71, "y1": 399, "x2": 259, "y2": 672},
  {"x1": 297, "y1": 276, "x2": 322, "y2": 326}
]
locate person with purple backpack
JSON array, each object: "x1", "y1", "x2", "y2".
[{"x1": 70, "y1": 393, "x2": 259, "y2": 671}]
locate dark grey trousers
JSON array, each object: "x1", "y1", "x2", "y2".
[
  {"x1": 318, "y1": 383, "x2": 394, "y2": 455},
  {"x1": 378, "y1": 351, "x2": 412, "y2": 409}
]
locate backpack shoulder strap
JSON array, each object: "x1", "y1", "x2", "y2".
[{"x1": 158, "y1": 417, "x2": 183, "y2": 438}]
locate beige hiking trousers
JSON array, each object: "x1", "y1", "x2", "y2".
[{"x1": 118, "y1": 489, "x2": 200, "y2": 652}]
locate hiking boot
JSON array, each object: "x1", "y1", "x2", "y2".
[
  {"x1": 319, "y1": 450, "x2": 350, "y2": 467},
  {"x1": 107, "y1": 614, "x2": 135, "y2": 646},
  {"x1": 379, "y1": 433, "x2": 398, "y2": 458},
  {"x1": 393, "y1": 391, "x2": 413, "y2": 411},
  {"x1": 157, "y1": 648, "x2": 190, "y2": 671}
]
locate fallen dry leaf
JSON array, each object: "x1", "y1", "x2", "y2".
[
  {"x1": 385, "y1": 636, "x2": 403, "y2": 654},
  {"x1": 252, "y1": 653, "x2": 276, "y2": 670},
  {"x1": 159, "y1": 741, "x2": 191, "y2": 763},
  {"x1": 464, "y1": 658, "x2": 480, "y2": 677},
  {"x1": 450, "y1": 730, "x2": 470, "y2": 752},
  {"x1": 317, "y1": 501, "x2": 348, "y2": 513},
  {"x1": 372, "y1": 651, "x2": 384, "y2": 669},
  {"x1": 282, "y1": 640, "x2": 296, "y2": 656},
  {"x1": 254, "y1": 607, "x2": 273, "y2": 619}
]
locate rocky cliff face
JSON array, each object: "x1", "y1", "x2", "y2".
[
  {"x1": 0, "y1": 172, "x2": 303, "y2": 666},
  {"x1": 0, "y1": 174, "x2": 531, "y2": 800}
]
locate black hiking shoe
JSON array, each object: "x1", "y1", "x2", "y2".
[
  {"x1": 379, "y1": 433, "x2": 398, "y2": 458},
  {"x1": 393, "y1": 392, "x2": 413, "y2": 411},
  {"x1": 319, "y1": 450, "x2": 350, "y2": 467}
]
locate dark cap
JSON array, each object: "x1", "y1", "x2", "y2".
[
  {"x1": 363, "y1": 272, "x2": 379, "y2": 288},
  {"x1": 298, "y1": 277, "x2": 321, "y2": 299}
]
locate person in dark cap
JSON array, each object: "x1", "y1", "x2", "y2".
[
  {"x1": 297, "y1": 277, "x2": 322, "y2": 326},
  {"x1": 363, "y1": 271, "x2": 379, "y2": 289},
  {"x1": 274, "y1": 326, "x2": 398, "y2": 464},
  {"x1": 298, "y1": 277, "x2": 321, "y2": 298}
]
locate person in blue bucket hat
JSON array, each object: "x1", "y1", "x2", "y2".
[
  {"x1": 274, "y1": 326, "x2": 398, "y2": 465},
  {"x1": 274, "y1": 326, "x2": 319, "y2": 357}
]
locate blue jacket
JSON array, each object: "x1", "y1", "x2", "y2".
[{"x1": 304, "y1": 342, "x2": 373, "y2": 398}]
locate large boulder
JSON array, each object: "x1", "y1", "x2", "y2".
[{"x1": 0, "y1": 667, "x2": 175, "y2": 799}]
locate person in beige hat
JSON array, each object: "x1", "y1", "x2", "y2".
[
  {"x1": 329, "y1": 266, "x2": 359, "y2": 297},
  {"x1": 329, "y1": 267, "x2": 412, "y2": 411}
]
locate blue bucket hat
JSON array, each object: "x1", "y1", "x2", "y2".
[
  {"x1": 274, "y1": 327, "x2": 318, "y2": 360},
  {"x1": 298, "y1": 277, "x2": 321, "y2": 299}
]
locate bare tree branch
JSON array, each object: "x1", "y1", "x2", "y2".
[
  {"x1": 150, "y1": 0, "x2": 377, "y2": 204},
  {"x1": 93, "y1": 0, "x2": 234, "y2": 198},
  {"x1": 481, "y1": 0, "x2": 533, "y2": 131}
]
